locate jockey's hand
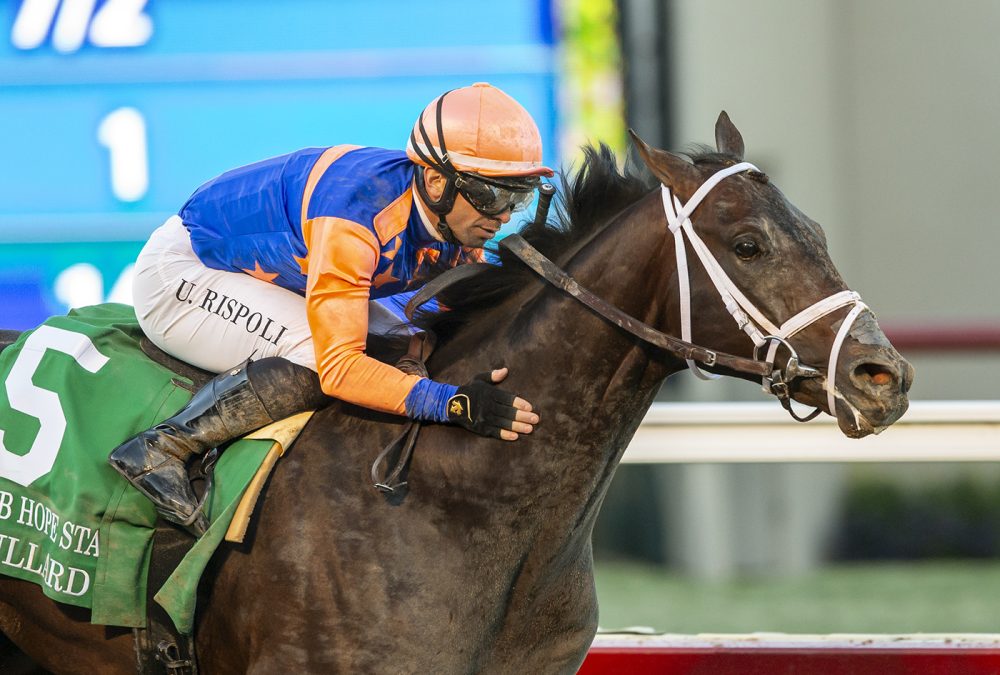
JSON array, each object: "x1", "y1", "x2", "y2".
[{"x1": 446, "y1": 368, "x2": 538, "y2": 441}]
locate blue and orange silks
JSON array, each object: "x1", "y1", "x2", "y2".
[{"x1": 179, "y1": 146, "x2": 481, "y2": 416}]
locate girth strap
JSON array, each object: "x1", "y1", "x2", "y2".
[{"x1": 133, "y1": 525, "x2": 199, "y2": 675}]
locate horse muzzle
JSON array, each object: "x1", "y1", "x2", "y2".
[{"x1": 827, "y1": 347, "x2": 914, "y2": 438}]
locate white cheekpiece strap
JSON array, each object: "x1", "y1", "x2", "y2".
[
  {"x1": 662, "y1": 162, "x2": 761, "y2": 379},
  {"x1": 662, "y1": 165, "x2": 781, "y2": 337},
  {"x1": 668, "y1": 220, "x2": 717, "y2": 378}
]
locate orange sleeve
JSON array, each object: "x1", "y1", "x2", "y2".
[{"x1": 304, "y1": 216, "x2": 422, "y2": 414}]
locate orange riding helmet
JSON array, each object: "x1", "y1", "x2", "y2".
[
  {"x1": 407, "y1": 83, "x2": 554, "y2": 242},
  {"x1": 407, "y1": 82, "x2": 554, "y2": 179}
]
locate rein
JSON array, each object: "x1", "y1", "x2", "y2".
[
  {"x1": 498, "y1": 235, "x2": 770, "y2": 379},
  {"x1": 370, "y1": 333, "x2": 434, "y2": 493}
]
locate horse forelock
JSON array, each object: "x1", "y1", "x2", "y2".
[
  {"x1": 416, "y1": 144, "x2": 657, "y2": 342},
  {"x1": 687, "y1": 145, "x2": 769, "y2": 184}
]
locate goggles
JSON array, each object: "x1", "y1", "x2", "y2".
[{"x1": 454, "y1": 173, "x2": 540, "y2": 217}]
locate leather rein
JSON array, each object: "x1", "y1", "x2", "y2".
[{"x1": 496, "y1": 234, "x2": 771, "y2": 379}]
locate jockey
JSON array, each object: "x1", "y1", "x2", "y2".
[{"x1": 109, "y1": 83, "x2": 551, "y2": 535}]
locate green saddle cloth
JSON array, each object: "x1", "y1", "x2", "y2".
[{"x1": 0, "y1": 303, "x2": 274, "y2": 634}]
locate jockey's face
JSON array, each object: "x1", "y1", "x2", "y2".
[
  {"x1": 422, "y1": 168, "x2": 513, "y2": 248},
  {"x1": 446, "y1": 189, "x2": 513, "y2": 247}
]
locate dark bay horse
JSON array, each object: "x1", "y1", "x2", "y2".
[{"x1": 0, "y1": 113, "x2": 912, "y2": 674}]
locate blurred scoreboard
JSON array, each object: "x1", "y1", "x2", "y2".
[{"x1": 1, "y1": 0, "x2": 557, "y2": 328}]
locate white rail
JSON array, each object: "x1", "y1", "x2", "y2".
[{"x1": 623, "y1": 400, "x2": 1000, "y2": 463}]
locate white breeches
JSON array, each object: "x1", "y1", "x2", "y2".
[{"x1": 132, "y1": 217, "x2": 318, "y2": 373}]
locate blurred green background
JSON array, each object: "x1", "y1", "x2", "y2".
[{"x1": 594, "y1": 462, "x2": 1000, "y2": 633}]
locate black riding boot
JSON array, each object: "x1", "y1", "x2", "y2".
[{"x1": 108, "y1": 357, "x2": 331, "y2": 536}]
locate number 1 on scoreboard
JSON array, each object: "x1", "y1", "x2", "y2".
[{"x1": 97, "y1": 107, "x2": 149, "y2": 203}]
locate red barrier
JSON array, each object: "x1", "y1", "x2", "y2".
[
  {"x1": 882, "y1": 323, "x2": 1000, "y2": 353},
  {"x1": 580, "y1": 634, "x2": 1000, "y2": 675}
]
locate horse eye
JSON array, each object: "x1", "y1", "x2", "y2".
[{"x1": 734, "y1": 239, "x2": 760, "y2": 260}]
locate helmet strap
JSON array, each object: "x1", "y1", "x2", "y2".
[
  {"x1": 413, "y1": 166, "x2": 463, "y2": 245},
  {"x1": 409, "y1": 92, "x2": 466, "y2": 245},
  {"x1": 434, "y1": 217, "x2": 462, "y2": 247}
]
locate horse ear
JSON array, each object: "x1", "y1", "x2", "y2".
[
  {"x1": 628, "y1": 129, "x2": 700, "y2": 196},
  {"x1": 715, "y1": 111, "x2": 745, "y2": 160}
]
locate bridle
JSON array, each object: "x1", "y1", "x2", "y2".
[
  {"x1": 657, "y1": 161, "x2": 870, "y2": 423},
  {"x1": 405, "y1": 163, "x2": 871, "y2": 425}
]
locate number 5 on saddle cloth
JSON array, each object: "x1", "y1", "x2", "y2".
[{"x1": 0, "y1": 303, "x2": 310, "y2": 636}]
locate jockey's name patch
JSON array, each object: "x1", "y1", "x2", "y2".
[{"x1": 174, "y1": 278, "x2": 290, "y2": 345}]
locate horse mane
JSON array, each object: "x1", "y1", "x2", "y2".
[{"x1": 417, "y1": 144, "x2": 657, "y2": 341}]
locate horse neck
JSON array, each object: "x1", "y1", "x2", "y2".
[
  {"x1": 429, "y1": 193, "x2": 682, "y2": 522},
  {"x1": 530, "y1": 193, "x2": 683, "y2": 439}
]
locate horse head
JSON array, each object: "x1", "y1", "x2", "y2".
[{"x1": 631, "y1": 112, "x2": 913, "y2": 438}]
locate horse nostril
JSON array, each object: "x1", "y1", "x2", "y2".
[
  {"x1": 853, "y1": 362, "x2": 896, "y2": 387},
  {"x1": 900, "y1": 359, "x2": 915, "y2": 394}
]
